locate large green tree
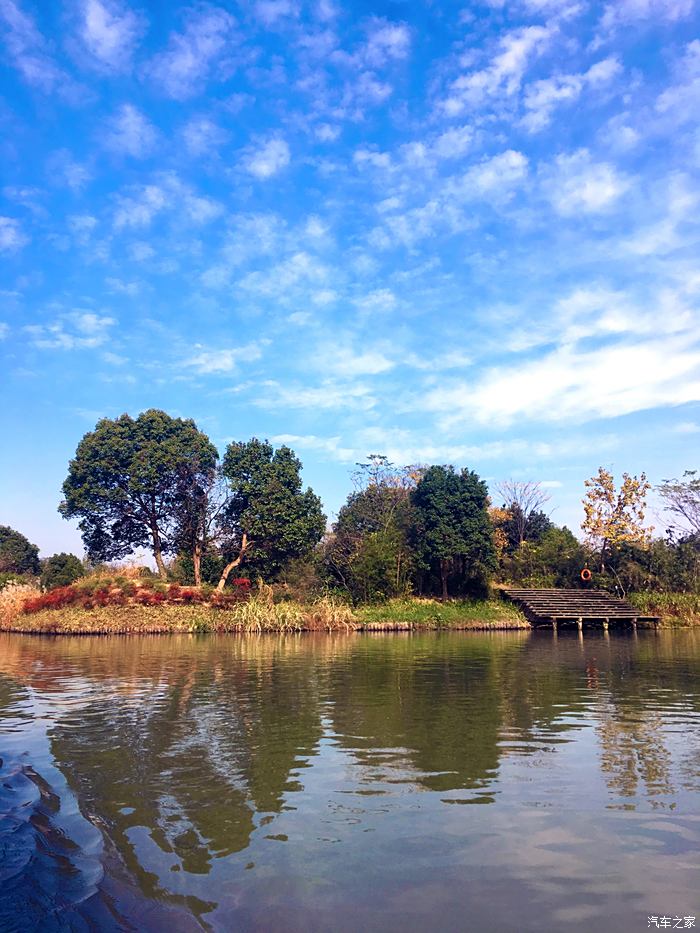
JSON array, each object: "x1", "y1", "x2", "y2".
[
  {"x1": 411, "y1": 465, "x2": 495, "y2": 598},
  {"x1": 325, "y1": 456, "x2": 418, "y2": 602},
  {"x1": 60, "y1": 410, "x2": 218, "y2": 577},
  {"x1": 0, "y1": 525, "x2": 41, "y2": 575},
  {"x1": 216, "y1": 439, "x2": 325, "y2": 590}
]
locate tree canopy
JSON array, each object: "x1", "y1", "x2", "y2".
[
  {"x1": 0, "y1": 525, "x2": 41, "y2": 575},
  {"x1": 216, "y1": 439, "x2": 326, "y2": 590},
  {"x1": 411, "y1": 465, "x2": 495, "y2": 598},
  {"x1": 41, "y1": 553, "x2": 86, "y2": 590},
  {"x1": 581, "y1": 468, "x2": 651, "y2": 569},
  {"x1": 60, "y1": 410, "x2": 218, "y2": 577},
  {"x1": 658, "y1": 471, "x2": 700, "y2": 537},
  {"x1": 325, "y1": 456, "x2": 417, "y2": 602}
]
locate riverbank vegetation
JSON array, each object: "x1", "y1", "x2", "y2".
[{"x1": 1, "y1": 409, "x2": 698, "y2": 632}]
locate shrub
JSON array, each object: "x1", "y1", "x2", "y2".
[{"x1": 41, "y1": 553, "x2": 86, "y2": 590}]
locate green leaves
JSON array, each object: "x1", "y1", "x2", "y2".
[
  {"x1": 0, "y1": 525, "x2": 41, "y2": 576},
  {"x1": 411, "y1": 466, "x2": 496, "y2": 597},
  {"x1": 219, "y1": 438, "x2": 325, "y2": 581},
  {"x1": 60, "y1": 410, "x2": 218, "y2": 574}
]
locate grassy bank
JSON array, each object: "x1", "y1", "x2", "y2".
[
  {"x1": 1, "y1": 589, "x2": 528, "y2": 635},
  {"x1": 628, "y1": 592, "x2": 700, "y2": 628},
  {"x1": 355, "y1": 597, "x2": 529, "y2": 630}
]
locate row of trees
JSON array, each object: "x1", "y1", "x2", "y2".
[{"x1": 2, "y1": 409, "x2": 698, "y2": 600}]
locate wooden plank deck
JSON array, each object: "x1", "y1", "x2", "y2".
[{"x1": 501, "y1": 588, "x2": 659, "y2": 629}]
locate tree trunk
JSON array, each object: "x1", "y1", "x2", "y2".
[
  {"x1": 216, "y1": 533, "x2": 250, "y2": 592},
  {"x1": 151, "y1": 527, "x2": 168, "y2": 578},
  {"x1": 193, "y1": 540, "x2": 202, "y2": 587},
  {"x1": 440, "y1": 559, "x2": 449, "y2": 600}
]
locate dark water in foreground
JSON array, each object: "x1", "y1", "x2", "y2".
[{"x1": 1, "y1": 631, "x2": 699, "y2": 932}]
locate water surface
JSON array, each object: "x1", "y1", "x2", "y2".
[{"x1": 1, "y1": 630, "x2": 699, "y2": 931}]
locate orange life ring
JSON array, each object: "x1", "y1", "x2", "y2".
[{"x1": 580, "y1": 568, "x2": 592, "y2": 582}]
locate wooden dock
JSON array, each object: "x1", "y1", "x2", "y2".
[{"x1": 502, "y1": 588, "x2": 659, "y2": 630}]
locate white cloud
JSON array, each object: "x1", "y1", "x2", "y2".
[
  {"x1": 112, "y1": 174, "x2": 220, "y2": 229},
  {"x1": 0, "y1": 215, "x2": 29, "y2": 252},
  {"x1": 113, "y1": 184, "x2": 168, "y2": 229},
  {"x1": 76, "y1": 0, "x2": 144, "y2": 72},
  {"x1": 181, "y1": 116, "x2": 229, "y2": 156},
  {"x1": 144, "y1": 6, "x2": 236, "y2": 100},
  {"x1": 254, "y1": 0, "x2": 299, "y2": 27},
  {"x1": 521, "y1": 57, "x2": 621, "y2": 132},
  {"x1": 315, "y1": 123, "x2": 341, "y2": 142},
  {"x1": 184, "y1": 194, "x2": 223, "y2": 224},
  {"x1": 622, "y1": 172, "x2": 699, "y2": 256},
  {"x1": 256, "y1": 379, "x2": 377, "y2": 411},
  {"x1": 0, "y1": 322, "x2": 8, "y2": 339},
  {"x1": 106, "y1": 276, "x2": 139, "y2": 296},
  {"x1": 25, "y1": 311, "x2": 115, "y2": 349},
  {"x1": 239, "y1": 250, "x2": 329, "y2": 297},
  {"x1": 270, "y1": 433, "x2": 355, "y2": 462},
  {"x1": 242, "y1": 136, "x2": 290, "y2": 179},
  {"x1": 128, "y1": 241, "x2": 155, "y2": 261},
  {"x1": 46, "y1": 150, "x2": 92, "y2": 191},
  {"x1": 542, "y1": 149, "x2": 629, "y2": 215},
  {"x1": 423, "y1": 335, "x2": 700, "y2": 428},
  {"x1": 655, "y1": 40, "x2": 700, "y2": 130},
  {"x1": 672, "y1": 421, "x2": 700, "y2": 434},
  {"x1": 354, "y1": 288, "x2": 397, "y2": 314},
  {"x1": 455, "y1": 150, "x2": 529, "y2": 200},
  {"x1": 103, "y1": 103, "x2": 158, "y2": 158},
  {"x1": 432, "y1": 125, "x2": 474, "y2": 160},
  {"x1": 330, "y1": 346, "x2": 395, "y2": 376},
  {"x1": 600, "y1": 0, "x2": 694, "y2": 31},
  {"x1": 185, "y1": 343, "x2": 263, "y2": 373},
  {"x1": 362, "y1": 19, "x2": 410, "y2": 68},
  {"x1": 0, "y1": 0, "x2": 85, "y2": 99},
  {"x1": 442, "y1": 25, "x2": 554, "y2": 115}
]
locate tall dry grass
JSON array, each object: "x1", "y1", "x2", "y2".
[{"x1": 0, "y1": 581, "x2": 39, "y2": 626}]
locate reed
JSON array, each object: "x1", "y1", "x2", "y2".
[{"x1": 628, "y1": 592, "x2": 700, "y2": 626}]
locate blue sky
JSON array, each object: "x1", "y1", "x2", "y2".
[{"x1": 1, "y1": 0, "x2": 699, "y2": 557}]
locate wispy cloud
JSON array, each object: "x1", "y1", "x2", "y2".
[
  {"x1": 103, "y1": 103, "x2": 158, "y2": 158},
  {"x1": 73, "y1": 0, "x2": 145, "y2": 73},
  {"x1": 0, "y1": 215, "x2": 29, "y2": 252},
  {"x1": 181, "y1": 115, "x2": 229, "y2": 156},
  {"x1": 424, "y1": 335, "x2": 700, "y2": 428},
  {"x1": 0, "y1": 0, "x2": 89, "y2": 101},
  {"x1": 522, "y1": 57, "x2": 621, "y2": 132},
  {"x1": 254, "y1": 0, "x2": 299, "y2": 27},
  {"x1": 184, "y1": 343, "x2": 264, "y2": 373},
  {"x1": 541, "y1": 148, "x2": 630, "y2": 215},
  {"x1": 241, "y1": 135, "x2": 291, "y2": 178},
  {"x1": 25, "y1": 311, "x2": 116, "y2": 349},
  {"x1": 440, "y1": 25, "x2": 554, "y2": 115},
  {"x1": 144, "y1": 5, "x2": 237, "y2": 99}
]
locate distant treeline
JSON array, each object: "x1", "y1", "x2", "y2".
[{"x1": 1, "y1": 410, "x2": 698, "y2": 601}]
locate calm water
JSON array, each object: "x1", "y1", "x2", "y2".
[{"x1": 1, "y1": 630, "x2": 699, "y2": 932}]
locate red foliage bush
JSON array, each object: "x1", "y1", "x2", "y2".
[
  {"x1": 24, "y1": 585, "x2": 81, "y2": 613},
  {"x1": 22, "y1": 576, "x2": 251, "y2": 614}
]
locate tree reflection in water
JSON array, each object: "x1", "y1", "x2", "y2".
[{"x1": 0, "y1": 630, "x2": 698, "y2": 929}]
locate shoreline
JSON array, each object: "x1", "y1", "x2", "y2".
[
  {"x1": 1, "y1": 600, "x2": 531, "y2": 635},
  {"x1": 2, "y1": 592, "x2": 697, "y2": 636}
]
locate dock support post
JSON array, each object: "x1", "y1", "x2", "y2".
[
  {"x1": 552, "y1": 619, "x2": 558, "y2": 637},
  {"x1": 603, "y1": 619, "x2": 609, "y2": 632}
]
